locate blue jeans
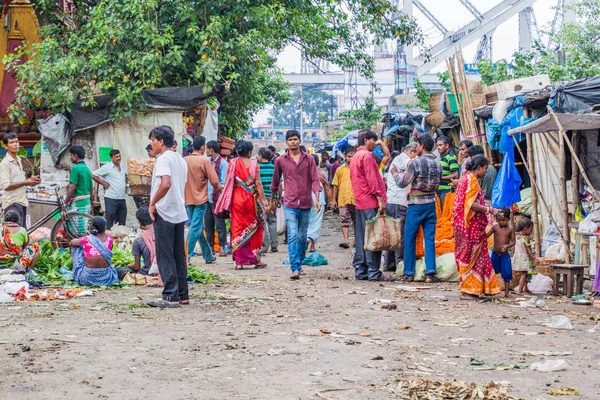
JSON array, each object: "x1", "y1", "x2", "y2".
[
  {"x1": 283, "y1": 206, "x2": 310, "y2": 273},
  {"x1": 353, "y1": 208, "x2": 383, "y2": 281},
  {"x1": 403, "y1": 202, "x2": 437, "y2": 276},
  {"x1": 186, "y1": 203, "x2": 214, "y2": 263}
]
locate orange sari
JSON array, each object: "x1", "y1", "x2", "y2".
[
  {"x1": 452, "y1": 172, "x2": 500, "y2": 296},
  {"x1": 230, "y1": 159, "x2": 264, "y2": 266}
]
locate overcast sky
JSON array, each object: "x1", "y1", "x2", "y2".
[
  {"x1": 256, "y1": 0, "x2": 559, "y2": 125},
  {"x1": 277, "y1": 0, "x2": 559, "y2": 71}
]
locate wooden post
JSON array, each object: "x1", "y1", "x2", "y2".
[
  {"x1": 571, "y1": 130, "x2": 580, "y2": 213},
  {"x1": 526, "y1": 132, "x2": 541, "y2": 257},
  {"x1": 547, "y1": 106, "x2": 600, "y2": 203},
  {"x1": 512, "y1": 135, "x2": 574, "y2": 260},
  {"x1": 478, "y1": 117, "x2": 492, "y2": 159},
  {"x1": 558, "y1": 121, "x2": 571, "y2": 263}
]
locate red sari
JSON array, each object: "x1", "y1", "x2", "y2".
[
  {"x1": 230, "y1": 159, "x2": 264, "y2": 266},
  {"x1": 452, "y1": 172, "x2": 500, "y2": 296}
]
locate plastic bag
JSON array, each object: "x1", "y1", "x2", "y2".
[
  {"x1": 276, "y1": 206, "x2": 286, "y2": 235},
  {"x1": 364, "y1": 214, "x2": 402, "y2": 252},
  {"x1": 531, "y1": 359, "x2": 568, "y2": 372},
  {"x1": 302, "y1": 252, "x2": 328, "y2": 267},
  {"x1": 2, "y1": 281, "x2": 29, "y2": 295},
  {"x1": 110, "y1": 224, "x2": 132, "y2": 239},
  {"x1": 528, "y1": 274, "x2": 554, "y2": 294},
  {"x1": 492, "y1": 140, "x2": 522, "y2": 208},
  {"x1": 542, "y1": 221, "x2": 561, "y2": 256},
  {"x1": 397, "y1": 253, "x2": 459, "y2": 282},
  {"x1": 547, "y1": 315, "x2": 574, "y2": 330},
  {"x1": 578, "y1": 213, "x2": 599, "y2": 234}
]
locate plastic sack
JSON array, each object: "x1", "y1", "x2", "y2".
[
  {"x1": 276, "y1": 206, "x2": 286, "y2": 235},
  {"x1": 302, "y1": 252, "x2": 328, "y2": 267},
  {"x1": 578, "y1": 214, "x2": 598, "y2": 234},
  {"x1": 397, "y1": 253, "x2": 459, "y2": 282},
  {"x1": 528, "y1": 274, "x2": 554, "y2": 294},
  {"x1": 364, "y1": 214, "x2": 402, "y2": 252},
  {"x1": 109, "y1": 224, "x2": 132, "y2": 239},
  {"x1": 492, "y1": 140, "x2": 522, "y2": 208},
  {"x1": 542, "y1": 221, "x2": 561, "y2": 256},
  {"x1": 485, "y1": 118, "x2": 502, "y2": 151},
  {"x1": 544, "y1": 243, "x2": 565, "y2": 260}
]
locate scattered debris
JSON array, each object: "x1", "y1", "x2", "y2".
[
  {"x1": 470, "y1": 358, "x2": 485, "y2": 366},
  {"x1": 517, "y1": 297, "x2": 546, "y2": 308},
  {"x1": 523, "y1": 351, "x2": 574, "y2": 357},
  {"x1": 391, "y1": 378, "x2": 516, "y2": 400},
  {"x1": 548, "y1": 387, "x2": 580, "y2": 396},
  {"x1": 371, "y1": 355, "x2": 384, "y2": 360},
  {"x1": 395, "y1": 325, "x2": 412, "y2": 330},
  {"x1": 381, "y1": 303, "x2": 397, "y2": 310}
]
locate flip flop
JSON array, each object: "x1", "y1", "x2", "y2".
[
  {"x1": 339, "y1": 243, "x2": 350, "y2": 249},
  {"x1": 205, "y1": 259, "x2": 216, "y2": 264},
  {"x1": 179, "y1": 300, "x2": 190, "y2": 305},
  {"x1": 235, "y1": 265, "x2": 244, "y2": 270},
  {"x1": 254, "y1": 263, "x2": 268, "y2": 269},
  {"x1": 147, "y1": 300, "x2": 180, "y2": 308}
]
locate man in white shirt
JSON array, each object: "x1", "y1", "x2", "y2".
[
  {"x1": 0, "y1": 133, "x2": 40, "y2": 227},
  {"x1": 93, "y1": 149, "x2": 127, "y2": 229},
  {"x1": 147, "y1": 126, "x2": 188, "y2": 308},
  {"x1": 383, "y1": 142, "x2": 417, "y2": 271}
]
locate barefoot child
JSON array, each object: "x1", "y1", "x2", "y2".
[
  {"x1": 488, "y1": 207, "x2": 515, "y2": 297},
  {"x1": 513, "y1": 218, "x2": 537, "y2": 294}
]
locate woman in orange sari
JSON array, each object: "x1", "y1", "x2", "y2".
[
  {"x1": 222, "y1": 141, "x2": 269, "y2": 269},
  {"x1": 452, "y1": 155, "x2": 501, "y2": 300}
]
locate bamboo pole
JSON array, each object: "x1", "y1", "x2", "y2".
[
  {"x1": 571, "y1": 130, "x2": 580, "y2": 215},
  {"x1": 546, "y1": 106, "x2": 600, "y2": 203},
  {"x1": 478, "y1": 117, "x2": 492, "y2": 159},
  {"x1": 558, "y1": 117, "x2": 571, "y2": 263},
  {"x1": 512, "y1": 135, "x2": 574, "y2": 261},
  {"x1": 523, "y1": 107, "x2": 541, "y2": 256}
]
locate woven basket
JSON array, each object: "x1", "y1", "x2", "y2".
[
  {"x1": 429, "y1": 92, "x2": 443, "y2": 112},
  {"x1": 425, "y1": 111, "x2": 445, "y2": 128},
  {"x1": 471, "y1": 94, "x2": 487, "y2": 108},
  {"x1": 535, "y1": 257, "x2": 562, "y2": 279}
]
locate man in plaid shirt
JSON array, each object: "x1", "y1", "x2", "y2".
[{"x1": 390, "y1": 134, "x2": 442, "y2": 283}]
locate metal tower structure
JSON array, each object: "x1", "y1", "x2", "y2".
[
  {"x1": 348, "y1": 67, "x2": 360, "y2": 110},
  {"x1": 546, "y1": 0, "x2": 576, "y2": 51},
  {"x1": 406, "y1": 0, "x2": 541, "y2": 76},
  {"x1": 519, "y1": 6, "x2": 541, "y2": 51},
  {"x1": 412, "y1": 0, "x2": 448, "y2": 36},
  {"x1": 473, "y1": 33, "x2": 494, "y2": 63}
]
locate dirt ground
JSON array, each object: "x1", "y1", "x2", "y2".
[{"x1": 1, "y1": 214, "x2": 600, "y2": 400}]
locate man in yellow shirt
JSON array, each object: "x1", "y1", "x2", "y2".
[{"x1": 330, "y1": 147, "x2": 356, "y2": 248}]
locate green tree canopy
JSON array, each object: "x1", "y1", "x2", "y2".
[
  {"x1": 9, "y1": 0, "x2": 423, "y2": 135},
  {"x1": 476, "y1": 0, "x2": 600, "y2": 86},
  {"x1": 268, "y1": 89, "x2": 335, "y2": 128}
]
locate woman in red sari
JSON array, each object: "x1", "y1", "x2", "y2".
[
  {"x1": 452, "y1": 155, "x2": 501, "y2": 300},
  {"x1": 221, "y1": 141, "x2": 269, "y2": 269}
]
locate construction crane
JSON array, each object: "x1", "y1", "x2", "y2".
[
  {"x1": 456, "y1": 0, "x2": 493, "y2": 63},
  {"x1": 458, "y1": 0, "x2": 483, "y2": 20},
  {"x1": 518, "y1": 6, "x2": 541, "y2": 51},
  {"x1": 412, "y1": 0, "x2": 448, "y2": 35},
  {"x1": 410, "y1": 0, "x2": 541, "y2": 76}
]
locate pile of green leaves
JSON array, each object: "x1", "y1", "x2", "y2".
[
  {"x1": 111, "y1": 245, "x2": 135, "y2": 267},
  {"x1": 35, "y1": 240, "x2": 73, "y2": 285},
  {"x1": 187, "y1": 266, "x2": 214, "y2": 284},
  {"x1": 10, "y1": 0, "x2": 424, "y2": 134}
]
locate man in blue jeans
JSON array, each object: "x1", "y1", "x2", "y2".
[
  {"x1": 183, "y1": 136, "x2": 222, "y2": 264},
  {"x1": 391, "y1": 134, "x2": 442, "y2": 283},
  {"x1": 270, "y1": 130, "x2": 321, "y2": 280}
]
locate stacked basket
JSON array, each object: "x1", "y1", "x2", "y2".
[{"x1": 127, "y1": 158, "x2": 155, "y2": 196}]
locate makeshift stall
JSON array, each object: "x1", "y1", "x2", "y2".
[{"x1": 37, "y1": 86, "x2": 219, "y2": 227}]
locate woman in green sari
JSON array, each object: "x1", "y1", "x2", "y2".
[{"x1": 0, "y1": 210, "x2": 39, "y2": 270}]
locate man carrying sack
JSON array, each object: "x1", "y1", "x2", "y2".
[{"x1": 349, "y1": 129, "x2": 388, "y2": 282}]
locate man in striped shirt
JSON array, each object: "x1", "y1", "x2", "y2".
[
  {"x1": 258, "y1": 147, "x2": 278, "y2": 253},
  {"x1": 436, "y1": 136, "x2": 459, "y2": 207}
]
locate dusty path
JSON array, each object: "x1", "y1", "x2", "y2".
[{"x1": 1, "y1": 215, "x2": 599, "y2": 399}]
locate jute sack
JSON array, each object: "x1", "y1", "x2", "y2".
[{"x1": 364, "y1": 213, "x2": 402, "y2": 252}]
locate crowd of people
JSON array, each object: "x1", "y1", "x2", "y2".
[{"x1": 0, "y1": 125, "x2": 545, "y2": 306}]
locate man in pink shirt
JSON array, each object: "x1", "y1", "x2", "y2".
[{"x1": 350, "y1": 129, "x2": 388, "y2": 281}]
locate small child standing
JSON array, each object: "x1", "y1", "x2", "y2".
[
  {"x1": 513, "y1": 217, "x2": 537, "y2": 294},
  {"x1": 488, "y1": 207, "x2": 515, "y2": 297}
]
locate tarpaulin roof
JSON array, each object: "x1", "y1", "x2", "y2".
[
  {"x1": 551, "y1": 75, "x2": 600, "y2": 113},
  {"x1": 70, "y1": 85, "x2": 211, "y2": 132},
  {"x1": 508, "y1": 113, "x2": 600, "y2": 135}
]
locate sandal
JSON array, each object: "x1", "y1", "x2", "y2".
[
  {"x1": 402, "y1": 275, "x2": 414, "y2": 282},
  {"x1": 235, "y1": 265, "x2": 244, "y2": 270},
  {"x1": 205, "y1": 259, "x2": 216, "y2": 264},
  {"x1": 179, "y1": 300, "x2": 190, "y2": 305},
  {"x1": 425, "y1": 275, "x2": 440, "y2": 283},
  {"x1": 290, "y1": 272, "x2": 300, "y2": 280},
  {"x1": 339, "y1": 243, "x2": 350, "y2": 249},
  {"x1": 147, "y1": 300, "x2": 181, "y2": 308},
  {"x1": 299, "y1": 269, "x2": 306, "y2": 276},
  {"x1": 254, "y1": 263, "x2": 268, "y2": 269}
]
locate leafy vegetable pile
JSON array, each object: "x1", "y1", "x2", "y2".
[
  {"x1": 187, "y1": 266, "x2": 214, "y2": 284},
  {"x1": 111, "y1": 245, "x2": 135, "y2": 267},
  {"x1": 35, "y1": 240, "x2": 74, "y2": 285}
]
